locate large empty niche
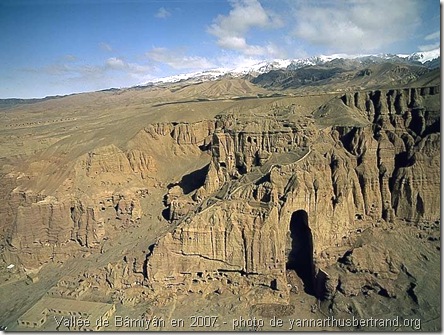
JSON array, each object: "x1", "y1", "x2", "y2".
[{"x1": 287, "y1": 210, "x2": 315, "y2": 295}]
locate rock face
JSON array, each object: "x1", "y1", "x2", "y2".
[
  {"x1": 1, "y1": 81, "x2": 439, "y2": 311},
  {"x1": 6, "y1": 191, "x2": 143, "y2": 268},
  {"x1": 149, "y1": 201, "x2": 284, "y2": 285},
  {"x1": 3, "y1": 120, "x2": 216, "y2": 269},
  {"x1": 339, "y1": 86, "x2": 441, "y2": 222},
  {"x1": 146, "y1": 84, "x2": 440, "y2": 300}
]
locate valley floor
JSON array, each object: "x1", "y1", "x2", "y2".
[{"x1": 1, "y1": 186, "x2": 440, "y2": 331}]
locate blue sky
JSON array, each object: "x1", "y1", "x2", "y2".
[{"x1": 0, "y1": 0, "x2": 440, "y2": 98}]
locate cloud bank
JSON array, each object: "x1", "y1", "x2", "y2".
[
  {"x1": 419, "y1": 30, "x2": 440, "y2": 52},
  {"x1": 291, "y1": 0, "x2": 421, "y2": 53},
  {"x1": 208, "y1": 0, "x2": 282, "y2": 57}
]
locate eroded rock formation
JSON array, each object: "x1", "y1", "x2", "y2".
[
  {"x1": 1, "y1": 83, "x2": 439, "y2": 322},
  {"x1": 146, "y1": 85, "x2": 440, "y2": 302},
  {"x1": 3, "y1": 120, "x2": 217, "y2": 269}
]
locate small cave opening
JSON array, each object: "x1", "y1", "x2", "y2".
[{"x1": 287, "y1": 210, "x2": 315, "y2": 295}]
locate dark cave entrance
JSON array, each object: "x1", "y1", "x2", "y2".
[{"x1": 287, "y1": 210, "x2": 315, "y2": 295}]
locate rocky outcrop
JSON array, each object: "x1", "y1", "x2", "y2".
[
  {"x1": 144, "y1": 120, "x2": 215, "y2": 146},
  {"x1": 195, "y1": 116, "x2": 310, "y2": 199},
  {"x1": 391, "y1": 133, "x2": 440, "y2": 221},
  {"x1": 340, "y1": 85, "x2": 440, "y2": 222},
  {"x1": 149, "y1": 201, "x2": 283, "y2": 276},
  {"x1": 84, "y1": 145, "x2": 134, "y2": 177},
  {"x1": 148, "y1": 199, "x2": 289, "y2": 303},
  {"x1": 334, "y1": 244, "x2": 401, "y2": 298},
  {"x1": 1, "y1": 81, "x2": 439, "y2": 309},
  {"x1": 126, "y1": 149, "x2": 157, "y2": 180},
  {"x1": 147, "y1": 84, "x2": 440, "y2": 300},
  {"x1": 3, "y1": 118, "x2": 219, "y2": 269},
  {"x1": 5, "y1": 191, "x2": 143, "y2": 268}
]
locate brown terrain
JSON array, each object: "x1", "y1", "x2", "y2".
[{"x1": 0, "y1": 61, "x2": 440, "y2": 331}]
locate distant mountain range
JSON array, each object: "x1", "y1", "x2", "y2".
[
  {"x1": 1, "y1": 48, "x2": 439, "y2": 106},
  {"x1": 145, "y1": 48, "x2": 440, "y2": 86}
]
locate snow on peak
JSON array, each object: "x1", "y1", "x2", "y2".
[
  {"x1": 407, "y1": 48, "x2": 441, "y2": 63},
  {"x1": 142, "y1": 48, "x2": 440, "y2": 86},
  {"x1": 317, "y1": 53, "x2": 370, "y2": 62},
  {"x1": 149, "y1": 68, "x2": 229, "y2": 84}
]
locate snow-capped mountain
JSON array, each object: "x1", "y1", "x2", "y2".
[
  {"x1": 144, "y1": 48, "x2": 440, "y2": 86},
  {"x1": 287, "y1": 48, "x2": 441, "y2": 70},
  {"x1": 407, "y1": 48, "x2": 441, "y2": 63},
  {"x1": 147, "y1": 59, "x2": 293, "y2": 85},
  {"x1": 149, "y1": 68, "x2": 229, "y2": 84}
]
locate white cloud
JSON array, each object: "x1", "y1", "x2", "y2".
[
  {"x1": 418, "y1": 42, "x2": 440, "y2": 52},
  {"x1": 99, "y1": 42, "x2": 113, "y2": 52},
  {"x1": 104, "y1": 57, "x2": 154, "y2": 76},
  {"x1": 106, "y1": 57, "x2": 126, "y2": 70},
  {"x1": 146, "y1": 47, "x2": 215, "y2": 70},
  {"x1": 291, "y1": 0, "x2": 421, "y2": 53},
  {"x1": 217, "y1": 36, "x2": 265, "y2": 56},
  {"x1": 155, "y1": 7, "x2": 171, "y2": 19},
  {"x1": 208, "y1": 0, "x2": 282, "y2": 57},
  {"x1": 216, "y1": 52, "x2": 263, "y2": 69},
  {"x1": 419, "y1": 29, "x2": 440, "y2": 51},
  {"x1": 425, "y1": 30, "x2": 440, "y2": 41}
]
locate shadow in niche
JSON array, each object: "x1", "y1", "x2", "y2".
[
  {"x1": 179, "y1": 164, "x2": 209, "y2": 194},
  {"x1": 161, "y1": 207, "x2": 170, "y2": 221},
  {"x1": 287, "y1": 210, "x2": 315, "y2": 295}
]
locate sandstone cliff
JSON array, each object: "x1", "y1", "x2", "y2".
[
  {"x1": 146, "y1": 84, "x2": 440, "y2": 300},
  {"x1": 3, "y1": 120, "x2": 216, "y2": 269},
  {"x1": 1, "y1": 83, "x2": 439, "y2": 310}
]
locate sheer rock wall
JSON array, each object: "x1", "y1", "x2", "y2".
[{"x1": 148, "y1": 85, "x2": 440, "y2": 297}]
